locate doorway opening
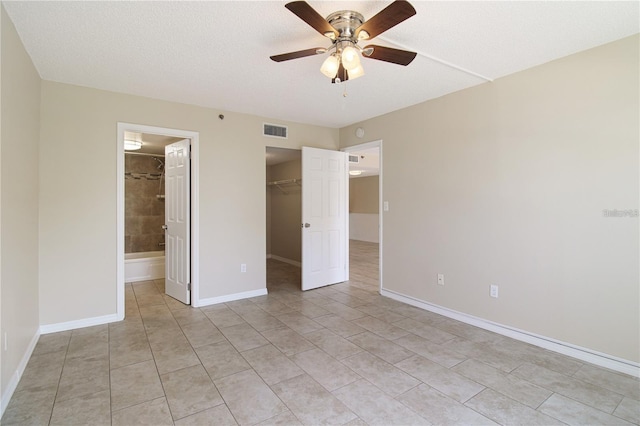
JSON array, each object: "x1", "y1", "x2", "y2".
[
  {"x1": 116, "y1": 123, "x2": 200, "y2": 320},
  {"x1": 343, "y1": 140, "x2": 383, "y2": 293}
]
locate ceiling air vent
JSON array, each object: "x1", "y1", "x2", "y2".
[
  {"x1": 348, "y1": 155, "x2": 360, "y2": 164},
  {"x1": 263, "y1": 123, "x2": 288, "y2": 139}
]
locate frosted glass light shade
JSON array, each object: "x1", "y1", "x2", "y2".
[
  {"x1": 348, "y1": 64, "x2": 365, "y2": 80},
  {"x1": 341, "y1": 46, "x2": 361, "y2": 71},
  {"x1": 320, "y1": 55, "x2": 339, "y2": 78}
]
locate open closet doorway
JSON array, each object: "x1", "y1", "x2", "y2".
[
  {"x1": 343, "y1": 141, "x2": 383, "y2": 293},
  {"x1": 265, "y1": 147, "x2": 303, "y2": 291},
  {"x1": 116, "y1": 123, "x2": 200, "y2": 320}
]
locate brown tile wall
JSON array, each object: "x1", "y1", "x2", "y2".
[{"x1": 125, "y1": 155, "x2": 165, "y2": 253}]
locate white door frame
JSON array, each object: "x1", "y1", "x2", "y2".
[
  {"x1": 116, "y1": 123, "x2": 200, "y2": 319},
  {"x1": 342, "y1": 140, "x2": 383, "y2": 292}
]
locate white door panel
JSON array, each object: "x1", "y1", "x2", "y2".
[
  {"x1": 302, "y1": 147, "x2": 348, "y2": 291},
  {"x1": 165, "y1": 139, "x2": 190, "y2": 304}
]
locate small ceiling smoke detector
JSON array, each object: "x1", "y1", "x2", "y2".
[{"x1": 124, "y1": 140, "x2": 142, "y2": 150}]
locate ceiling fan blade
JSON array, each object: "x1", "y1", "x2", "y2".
[
  {"x1": 285, "y1": 1, "x2": 338, "y2": 38},
  {"x1": 363, "y1": 45, "x2": 417, "y2": 66},
  {"x1": 356, "y1": 0, "x2": 416, "y2": 40},
  {"x1": 332, "y1": 62, "x2": 349, "y2": 84},
  {"x1": 270, "y1": 48, "x2": 326, "y2": 62}
]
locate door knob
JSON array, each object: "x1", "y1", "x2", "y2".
[
  {"x1": 303, "y1": 223, "x2": 311, "y2": 228},
  {"x1": 162, "y1": 225, "x2": 168, "y2": 230}
]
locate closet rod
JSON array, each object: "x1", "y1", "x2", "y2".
[{"x1": 266, "y1": 178, "x2": 301, "y2": 186}]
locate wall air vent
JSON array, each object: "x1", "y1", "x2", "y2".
[
  {"x1": 263, "y1": 123, "x2": 288, "y2": 139},
  {"x1": 348, "y1": 155, "x2": 360, "y2": 164}
]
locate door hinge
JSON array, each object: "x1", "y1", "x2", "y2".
[{"x1": 187, "y1": 283, "x2": 191, "y2": 292}]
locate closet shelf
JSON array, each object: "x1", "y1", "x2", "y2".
[{"x1": 267, "y1": 178, "x2": 301, "y2": 194}]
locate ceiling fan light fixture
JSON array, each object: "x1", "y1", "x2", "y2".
[
  {"x1": 124, "y1": 140, "x2": 142, "y2": 151},
  {"x1": 341, "y1": 46, "x2": 361, "y2": 71},
  {"x1": 348, "y1": 64, "x2": 365, "y2": 80},
  {"x1": 349, "y1": 170, "x2": 363, "y2": 176},
  {"x1": 320, "y1": 54, "x2": 340, "y2": 78},
  {"x1": 357, "y1": 30, "x2": 370, "y2": 40}
]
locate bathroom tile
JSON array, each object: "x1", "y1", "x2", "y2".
[
  {"x1": 322, "y1": 301, "x2": 368, "y2": 321},
  {"x1": 453, "y1": 359, "x2": 552, "y2": 409},
  {"x1": 347, "y1": 331, "x2": 414, "y2": 364},
  {"x1": 160, "y1": 364, "x2": 223, "y2": 420},
  {"x1": 573, "y1": 363, "x2": 640, "y2": 400},
  {"x1": 332, "y1": 379, "x2": 428, "y2": 425},
  {"x1": 220, "y1": 323, "x2": 269, "y2": 352},
  {"x1": 261, "y1": 327, "x2": 315, "y2": 356},
  {"x1": 352, "y1": 315, "x2": 409, "y2": 340},
  {"x1": 239, "y1": 310, "x2": 286, "y2": 332},
  {"x1": 341, "y1": 351, "x2": 420, "y2": 397},
  {"x1": 275, "y1": 312, "x2": 323, "y2": 334},
  {"x1": 395, "y1": 355, "x2": 484, "y2": 403},
  {"x1": 56, "y1": 355, "x2": 110, "y2": 402},
  {"x1": 289, "y1": 300, "x2": 330, "y2": 318},
  {"x1": 271, "y1": 374, "x2": 357, "y2": 425},
  {"x1": 290, "y1": 348, "x2": 361, "y2": 392},
  {"x1": 613, "y1": 397, "x2": 640, "y2": 424},
  {"x1": 393, "y1": 317, "x2": 457, "y2": 344},
  {"x1": 1, "y1": 385, "x2": 57, "y2": 426},
  {"x1": 15, "y1": 349, "x2": 66, "y2": 392},
  {"x1": 149, "y1": 334, "x2": 201, "y2": 375},
  {"x1": 303, "y1": 328, "x2": 363, "y2": 360},
  {"x1": 195, "y1": 340, "x2": 251, "y2": 380},
  {"x1": 398, "y1": 384, "x2": 497, "y2": 425},
  {"x1": 314, "y1": 314, "x2": 366, "y2": 338},
  {"x1": 538, "y1": 393, "x2": 633, "y2": 425},
  {"x1": 394, "y1": 333, "x2": 467, "y2": 368},
  {"x1": 466, "y1": 388, "x2": 563, "y2": 425},
  {"x1": 110, "y1": 359, "x2": 164, "y2": 411},
  {"x1": 171, "y1": 307, "x2": 208, "y2": 325},
  {"x1": 50, "y1": 390, "x2": 111, "y2": 426},
  {"x1": 174, "y1": 404, "x2": 238, "y2": 426},
  {"x1": 180, "y1": 318, "x2": 225, "y2": 348},
  {"x1": 66, "y1": 327, "x2": 109, "y2": 360},
  {"x1": 109, "y1": 334, "x2": 154, "y2": 369},
  {"x1": 111, "y1": 397, "x2": 174, "y2": 426},
  {"x1": 512, "y1": 362, "x2": 624, "y2": 413},
  {"x1": 32, "y1": 331, "x2": 71, "y2": 355},
  {"x1": 255, "y1": 410, "x2": 302, "y2": 426},
  {"x1": 442, "y1": 336, "x2": 523, "y2": 373},
  {"x1": 241, "y1": 344, "x2": 304, "y2": 385},
  {"x1": 215, "y1": 369, "x2": 288, "y2": 425},
  {"x1": 201, "y1": 305, "x2": 246, "y2": 328}
]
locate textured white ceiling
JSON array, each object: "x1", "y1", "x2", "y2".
[{"x1": 4, "y1": 1, "x2": 638, "y2": 128}]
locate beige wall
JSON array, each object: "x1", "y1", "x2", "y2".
[
  {"x1": 350, "y1": 176, "x2": 379, "y2": 214},
  {"x1": 340, "y1": 35, "x2": 639, "y2": 363},
  {"x1": 1, "y1": 5, "x2": 41, "y2": 400},
  {"x1": 268, "y1": 159, "x2": 302, "y2": 262},
  {"x1": 39, "y1": 82, "x2": 338, "y2": 325}
]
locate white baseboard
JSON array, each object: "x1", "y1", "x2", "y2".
[
  {"x1": 195, "y1": 288, "x2": 268, "y2": 307},
  {"x1": 269, "y1": 255, "x2": 301, "y2": 268},
  {"x1": 0, "y1": 329, "x2": 40, "y2": 418},
  {"x1": 381, "y1": 288, "x2": 640, "y2": 378},
  {"x1": 39, "y1": 313, "x2": 120, "y2": 334}
]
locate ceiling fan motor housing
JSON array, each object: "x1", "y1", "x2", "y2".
[{"x1": 326, "y1": 10, "x2": 365, "y2": 41}]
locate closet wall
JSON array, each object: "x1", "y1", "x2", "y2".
[{"x1": 267, "y1": 159, "x2": 302, "y2": 264}]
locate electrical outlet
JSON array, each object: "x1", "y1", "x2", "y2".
[
  {"x1": 383, "y1": 201, "x2": 389, "y2": 211},
  {"x1": 437, "y1": 274, "x2": 445, "y2": 285},
  {"x1": 240, "y1": 264, "x2": 247, "y2": 273},
  {"x1": 490, "y1": 285, "x2": 499, "y2": 298}
]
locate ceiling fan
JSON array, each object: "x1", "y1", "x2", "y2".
[{"x1": 270, "y1": 0, "x2": 417, "y2": 83}]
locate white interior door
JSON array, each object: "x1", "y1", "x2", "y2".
[
  {"x1": 302, "y1": 147, "x2": 348, "y2": 290},
  {"x1": 165, "y1": 139, "x2": 190, "y2": 304}
]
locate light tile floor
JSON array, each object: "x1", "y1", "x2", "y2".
[{"x1": 3, "y1": 240, "x2": 639, "y2": 425}]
